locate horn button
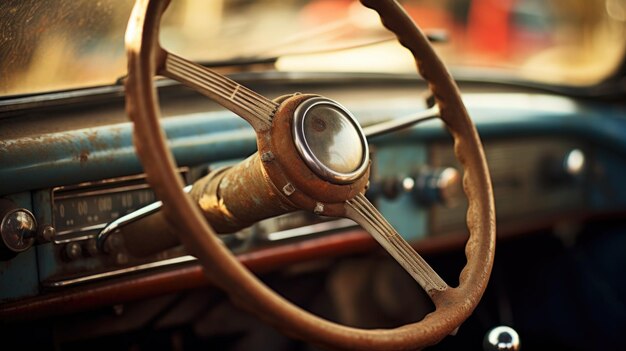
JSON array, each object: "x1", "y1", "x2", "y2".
[{"x1": 292, "y1": 97, "x2": 369, "y2": 184}]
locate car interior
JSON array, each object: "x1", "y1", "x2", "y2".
[{"x1": 1, "y1": 0, "x2": 625, "y2": 350}]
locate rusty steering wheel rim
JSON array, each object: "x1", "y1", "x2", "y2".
[{"x1": 125, "y1": 0, "x2": 496, "y2": 349}]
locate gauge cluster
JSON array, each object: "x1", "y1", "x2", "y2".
[
  {"x1": 29, "y1": 169, "x2": 357, "y2": 290},
  {"x1": 52, "y1": 176, "x2": 158, "y2": 241}
]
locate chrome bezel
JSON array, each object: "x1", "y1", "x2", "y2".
[
  {"x1": 292, "y1": 97, "x2": 369, "y2": 184},
  {"x1": 1, "y1": 207, "x2": 37, "y2": 252}
]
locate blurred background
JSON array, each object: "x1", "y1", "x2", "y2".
[{"x1": 1, "y1": 0, "x2": 625, "y2": 96}]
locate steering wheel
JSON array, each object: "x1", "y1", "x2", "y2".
[{"x1": 125, "y1": 0, "x2": 496, "y2": 349}]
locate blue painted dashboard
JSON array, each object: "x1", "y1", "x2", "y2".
[
  {"x1": 1, "y1": 79, "x2": 626, "y2": 303},
  {"x1": 2, "y1": 93, "x2": 625, "y2": 196}
]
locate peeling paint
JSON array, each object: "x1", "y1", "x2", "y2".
[
  {"x1": 78, "y1": 149, "x2": 90, "y2": 165},
  {"x1": 0, "y1": 112, "x2": 257, "y2": 195}
]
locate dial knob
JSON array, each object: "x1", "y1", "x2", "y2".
[
  {"x1": 0, "y1": 199, "x2": 37, "y2": 259},
  {"x1": 63, "y1": 242, "x2": 83, "y2": 261},
  {"x1": 483, "y1": 326, "x2": 521, "y2": 351},
  {"x1": 412, "y1": 167, "x2": 462, "y2": 206},
  {"x1": 543, "y1": 148, "x2": 586, "y2": 185}
]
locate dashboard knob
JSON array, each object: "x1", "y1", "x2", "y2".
[
  {"x1": 413, "y1": 167, "x2": 462, "y2": 206},
  {"x1": 543, "y1": 148, "x2": 585, "y2": 184},
  {"x1": 39, "y1": 224, "x2": 56, "y2": 242},
  {"x1": 83, "y1": 238, "x2": 99, "y2": 257},
  {"x1": 0, "y1": 199, "x2": 37, "y2": 259},
  {"x1": 63, "y1": 242, "x2": 82, "y2": 261},
  {"x1": 483, "y1": 326, "x2": 521, "y2": 351},
  {"x1": 103, "y1": 232, "x2": 124, "y2": 255},
  {"x1": 563, "y1": 149, "x2": 585, "y2": 177}
]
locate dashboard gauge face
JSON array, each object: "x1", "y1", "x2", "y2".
[
  {"x1": 52, "y1": 172, "x2": 189, "y2": 241},
  {"x1": 51, "y1": 171, "x2": 188, "y2": 241},
  {"x1": 52, "y1": 181, "x2": 157, "y2": 239}
]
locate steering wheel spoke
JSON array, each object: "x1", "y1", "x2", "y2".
[
  {"x1": 160, "y1": 51, "x2": 277, "y2": 131},
  {"x1": 362, "y1": 104, "x2": 440, "y2": 138},
  {"x1": 345, "y1": 193, "x2": 448, "y2": 295}
]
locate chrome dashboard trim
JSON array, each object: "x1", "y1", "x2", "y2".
[
  {"x1": 264, "y1": 218, "x2": 357, "y2": 241},
  {"x1": 53, "y1": 183, "x2": 151, "y2": 200},
  {"x1": 43, "y1": 255, "x2": 198, "y2": 288},
  {"x1": 51, "y1": 172, "x2": 152, "y2": 193},
  {"x1": 48, "y1": 217, "x2": 357, "y2": 287}
]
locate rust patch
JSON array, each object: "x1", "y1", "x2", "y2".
[
  {"x1": 77, "y1": 150, "x2": 90, "y2": 165},
  {"x1": 0, "y1": 125, "x2": 128, "y2": 176}
]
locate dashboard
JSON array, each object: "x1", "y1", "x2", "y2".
[{"x1": 2, "y1": 73, "x2": 626, "y2": 318}]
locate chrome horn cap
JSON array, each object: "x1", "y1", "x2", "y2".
[{"x1": 292, "y1": 97, "x2": 369, "y2": 184}]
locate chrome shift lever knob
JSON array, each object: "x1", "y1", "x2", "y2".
[{"x1": 483, "y1": 326, "x2": 521, "y2": 351}]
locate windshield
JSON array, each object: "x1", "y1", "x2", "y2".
[{"x1": 1, "y1": 0, "x2": 625, "y2": 97}]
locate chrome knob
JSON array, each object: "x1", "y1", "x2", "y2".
[
  {"x1": 0, "y1": 199, "x2": 37, "y2": 259},
  {"x1": 63, "y1": 242, "x2": 83, "y2": 261},
  {"x1": 564, "y1": 149, "x2": 585, "y2": 177},
  {"x1": 483, "y1": 326, "x2": 521, "y2": 351},
  {"x1": 413, "y1": 167, "x2": 462, "y2": 206},
  {"x1": 543, "y1": 148, "x2": 586, "y2": 184},
  {"x1": 39, "y1": 224, "x2": 56, "y2": 242}
]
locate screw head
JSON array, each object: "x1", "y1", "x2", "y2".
[
  {"x1": 313, "y1": 202, "x2": 324, "y2": 215},
  {"x1": 261, "y1": 151, "x2": 275, "y2": 163},
  {"x1": 282, "y1": 183, "x2": 295, "y2": 196}
]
